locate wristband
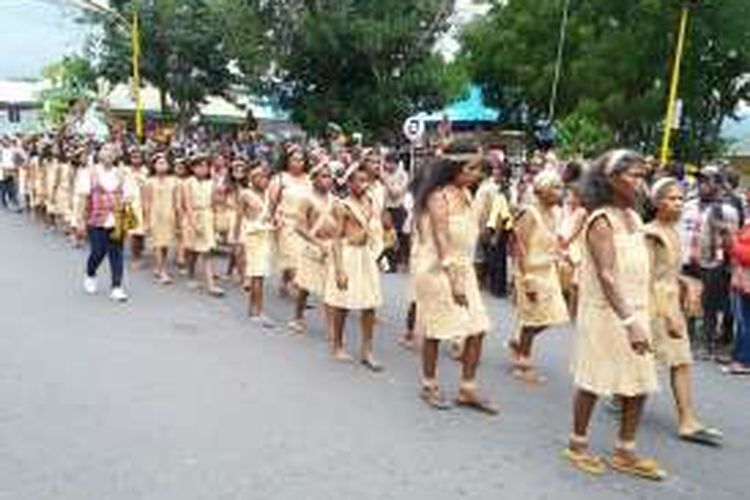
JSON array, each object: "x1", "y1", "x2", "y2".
[{"x1": 622, "y1": 315, "x2": 637, "y2": 327}]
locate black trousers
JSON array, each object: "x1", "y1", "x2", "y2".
[{"x1": 485, "y1": 230, "x2": 510, "y2": 297}]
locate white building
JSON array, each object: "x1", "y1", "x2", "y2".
[{"x1": 0, "y1": 80, "x2": 45, "y2": 135}]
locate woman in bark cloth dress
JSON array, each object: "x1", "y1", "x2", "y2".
[
  {"x1": 644, "y1": 177, "x2": 722, "y2": 446},
  {"x1": 563, "y1": 149, "x2": 666, "y2": 481},
  {"x1": 509, "y1": 169, "x2": 569, "y2": 384},
  {"x1": 412, "y1": 143, "x2": 497, "y2": 415}
]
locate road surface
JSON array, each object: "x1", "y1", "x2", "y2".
[{"x1": 0, "y1": 211, "x2": 747, "y2": 500}]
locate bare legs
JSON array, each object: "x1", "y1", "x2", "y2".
[
  {"x1": 130, "y1": 234, "x2": 145, "y2": 270},
  {"x1": 509, "y1": 326, "x2": 547, "y2": 383},
  {"x1": 567, "y1": 389, "x2": 665, "y2": 478},
  {"x1": 670, "y1": 365, "x2": 703, "y2": 435},
  {"x1": 421, "y1": 334, "x2": 496, "y2": 413},
  {"x1": 189, "y1": 252, "x2": 223, "y2": 296},
  {"x1": 154, "y1": 247, "x2": 172, "y2": 284},
  {"x1": 247, "y1": 277, "x2": 264, "y2": 317},
  {"x1": 329, "y1": 307, "x2": 382, "y2": 371}
]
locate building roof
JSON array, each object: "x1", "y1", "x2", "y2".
[
  {"x1": 0, "y1": 79, "x2": 45, "y2": 104},
  {"x1": 419, "y1": 85, "x2": 501, "y2": 123}
]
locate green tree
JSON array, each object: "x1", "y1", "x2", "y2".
[
  {"x1": 91, "y1": 0, "x2": 234, "y2": 128},
  {"x1": 223, "y1": 0, "x2": 466, "y2": 140},
  {"x1": 40, "y1": 55, "x2": 98, "y2": 125},
  {"x1": 462, "y1": 0, "x2": 750, "y2": 162}
]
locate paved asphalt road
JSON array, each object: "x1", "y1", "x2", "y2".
[{"x1": 0, "y1": 211, "x2": 748, "y2": 500}]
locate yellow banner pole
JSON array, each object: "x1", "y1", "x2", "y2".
[
  {"x1": 131, "y1": 6, "x2": 143, "y2": 142},
  {"x1": 659, "y1": 6, "x2": 690, "y2": 166}
]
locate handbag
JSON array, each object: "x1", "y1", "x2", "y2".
[{"x1": 111, "y1": 203, "x2": 139, "y2": 242}]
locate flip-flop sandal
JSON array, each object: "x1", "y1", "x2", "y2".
[
  {"x1": 420, "y1": 386, "x2": 452, "y2": 410},
  {"x1": 510, "y1": 366, "x2": 547, "y2": 385},
  {"x1": 561, "y1": 448, "x2": 607, "y2": 476},
  {"x1": 608, "y1": 454, "x2": 668, "y2": 481},
  {"x1": 396, "y1": 335, "x2": 417, "y2": 351},
  {"x1": 288, "y1": 320, "x2": 306, "y2": 334},
  {"x1": 679, "y1": 428, "x2": 723, "y2": 447},
  {"x1": 361, "y1": 359, "x2": 384, "y2": 373},
  {"x1": 455, "y1": 392, "x2": 499, "y2": 416}
]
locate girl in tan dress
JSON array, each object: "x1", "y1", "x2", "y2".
[
  {"x1": 184, "y1": 156, "x2": 224, "y2": 297},
  {"x1": 292, "y1": 161, "x2": 339, "y2": 335},
  {"x1": 173, "y1": 159, "x2": 191, "y2": 274},
  {"x1": 222, "y1": 160, "x2": 246, "y2": 284},
  {"x1": 268, "y1": 145, "x2": 311, "y2": 296},
  {"x1": 144, "y1": 153, "x2": 178, "y2": 285},
  {"x1": 325, "y1": 168, "x2": 383, "y2": 371},
  {"x1": 645, "y1": 177, "x2": 722, "y2": 446},
  {"x1": 50, "y1": 153, "x2": 73, "y2": 234},
  {"x1": 559, "y1": 183, "x2": 587, "y2": 315},
  {"x1": 412, "y1": 146, "x2": 497, "y2": 414},
  {"x1": 509, "y1": 170, "x2": 569, "y2": 384},
  {"x1": 564, "y1": 149, "x2": 665, "y2": 481},
  {"x1": 235, "y1": 162, "x2": 274, "y2": 324},
  {"x1": 123, "y1": 148, "x2": 148, "y2": 270}
]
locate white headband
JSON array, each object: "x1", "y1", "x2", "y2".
[
  {"x1": 604, "y1": 149, "x2": 634, "y2": 175},
  {"x1": 650, "y1": 177, "x2": 679, "y2": 202}
]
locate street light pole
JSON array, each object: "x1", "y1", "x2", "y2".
[
  {"x1": 548, "y1": 0, "x2": 572, "y2": 122},
  {"x1": 131, "y1": 3, "x2": 143, "y2": 142},
  {"x1": 659, "y1": 3, "x2": 692, "y2": 166},
  {"x1": 65, "y1": 0, "x2": 143, "y2": 142}
]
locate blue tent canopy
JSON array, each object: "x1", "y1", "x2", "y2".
[{"x1": 419, "y1": 85, "x2": 501, "y2": 123}]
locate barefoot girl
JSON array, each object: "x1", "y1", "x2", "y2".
[
  {"x1": 123, "y1": 147, "x2": 148, "y2": 270},
  {"x1": 184, "y1": 155, "x2": 224, "y2": 296},
  {"x1": 144, "y1": 152, "x2": 178, "y2": 285},
  {"x1": 291, "y1": 160, "x2": 339, "y2": 335},
  {"x1": 222, "y1": 159, "x2": 246, "y2": 283},
  {"x1": 173, "y1": 158, "x2": 190, "y2": 273},
  {"x1": 235, "y1": 161, "x2": 274, "y2": 324},
  {"x1": 325, "y1": 168, "x2": 383, "y2": 371},
  {"x1": 268, "y1": 145, "x2": 311, "y2": 297}
]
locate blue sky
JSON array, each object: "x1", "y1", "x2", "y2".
[{"x1": 0, "y1": 0, "x2": 90, "y2": 79}]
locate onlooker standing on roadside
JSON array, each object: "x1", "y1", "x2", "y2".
[
  {"x1": 382, "y1": 153, "x2": 409, "y2": 271},
  {"x1": 680, "y1": 166, "x2": 739, "y2": 359}
]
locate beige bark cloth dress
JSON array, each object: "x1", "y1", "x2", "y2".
[
  {"x1": 147, "y1": 176, "x2": 177, "y2": 249},
  {"x1": 295, "y1": 194, "x2": 338, "y2": 297},
  {"x1": 572, "y1": 207, "x2": 659, "y2": 397},
  {"x1": 413, "y1": 188, "x2": 490, "y2": 340},
  {"x1": 184, "y1": 177, "x2": 216, "y2": 253},
  {"x1": 242, "y1": 188, "x2": 273, "y2": 279},
  {"x1": 273, "y1": 172, "x2": 311, "y2": 273},
  {"x1": 645, "y1": 222, "x2": 693, "y2": 367},
  {"x1": 324, "y1": 197, "x2": 382, "y2": 310},
  {"x1": 513, "y1": 203, "x2": 570, "y2": 328}
]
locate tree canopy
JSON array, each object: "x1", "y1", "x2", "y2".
[
  {"x1": 92, "y1": 0, "x2": 234, "y2": 126},
  {"x1": 221, "y1": 0, "x2": 467, "y2": 140},
  {"x1": 462, "y1": 0, "x2": 750, "y2": 161}
]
